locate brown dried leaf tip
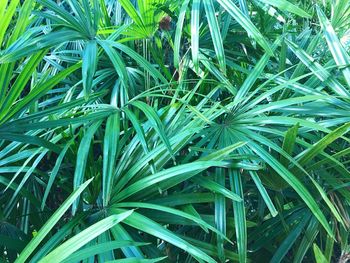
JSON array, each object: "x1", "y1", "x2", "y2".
[{"x1": 159, "y1": 16, "x2": 172, "y2": 31}]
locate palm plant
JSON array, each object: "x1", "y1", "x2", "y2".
[{"x1": 1, "y1": 0, "x2": 350, "y2": 262}]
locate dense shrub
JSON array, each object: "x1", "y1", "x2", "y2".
[{"x1": 0, "y1": 0, "x2": 350, "y2": 262}]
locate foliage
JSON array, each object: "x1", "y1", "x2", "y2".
[{"x1": 0, "y1": 0, "x2": 350, "y2": 262}]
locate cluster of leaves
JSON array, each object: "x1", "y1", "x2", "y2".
[{"x1": 1, "y1": 0, "x2": 350, "y2": 262}]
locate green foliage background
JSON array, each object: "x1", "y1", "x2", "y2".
[{"x1": 0, "y1": 0, "x2": 350, "y2": 262}]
